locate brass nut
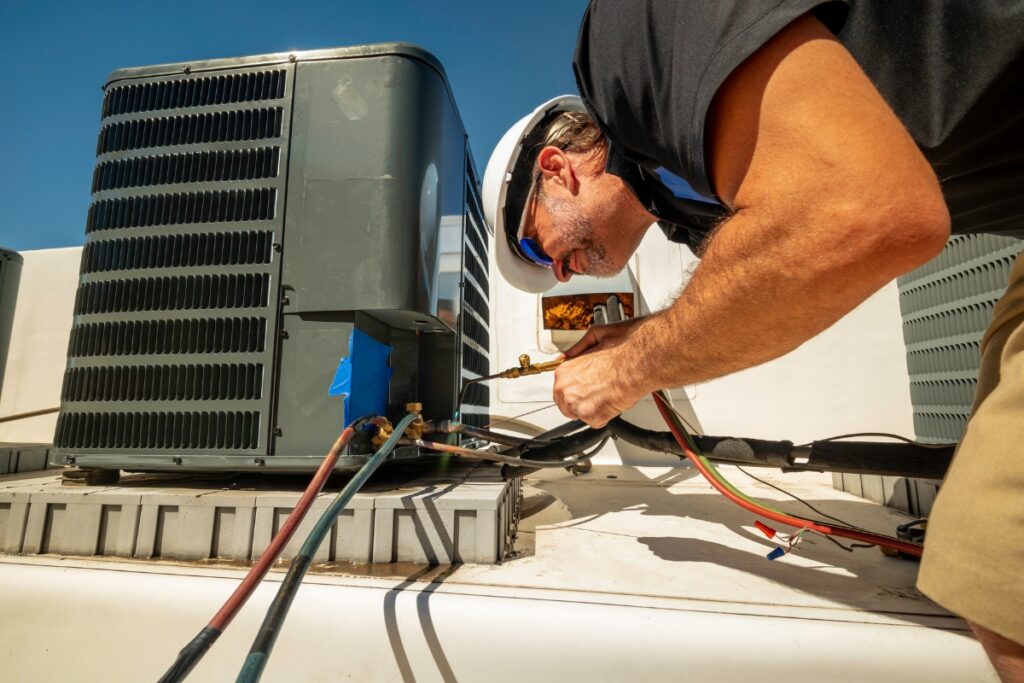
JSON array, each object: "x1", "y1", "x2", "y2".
[
  {"x1": 404, "y1": 414, "x2": 426, "y2": 440},
  {"x1": 405, "y1": 402, "x2": 423, "y2": 413},
  {"x1": 371, "y1": 422, "x2": 394, "y2": 447}
]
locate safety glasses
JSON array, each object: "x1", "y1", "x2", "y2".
[
  {"x1": 517, "y1": 237, "x2": 554, "y2": 268},
  {"x1": 511, "y1": 175, "x2": 555, "y2": 269}
]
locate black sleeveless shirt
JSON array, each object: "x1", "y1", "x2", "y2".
[{"x1": 573, "y1": 0, "x2": 1024, "y2": 251}]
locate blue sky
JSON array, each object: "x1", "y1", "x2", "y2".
[{"x1": 0, "y1": 0, "x2": 588, "y2": 251}]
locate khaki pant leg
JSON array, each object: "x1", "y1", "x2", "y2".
[{"x1": 918, "y1": 248, "x2": 1024, "y2": 645}]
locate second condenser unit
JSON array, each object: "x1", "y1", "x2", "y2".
[
  {"x1": 0, "y1": 248, "x2": 23, "y2": 398},
  {"x1": 53, "y1": 44, "x2": 491, "y2": 472}
]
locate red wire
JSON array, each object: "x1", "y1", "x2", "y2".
[
  {"x1": 208, "y1": 425, "x2": 358, "y2": 631},
  {"x1": 651, "y1": 393, "x2": 923, "y2": 557}
]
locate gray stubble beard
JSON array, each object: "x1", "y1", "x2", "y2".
[{"x1": 542, "y1": 194, "x2": 622, "y2": 278}]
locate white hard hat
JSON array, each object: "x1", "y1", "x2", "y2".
[{"x1": 483, "y1": 95, "x2": 587, "y2": 293}]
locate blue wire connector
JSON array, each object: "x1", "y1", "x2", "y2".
[{"x1": 766, "y1": 547, "x2": 787, "y2": 561}]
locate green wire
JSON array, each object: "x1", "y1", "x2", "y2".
[
  {"x1": 664, "y1": 397, "x2": 907, "y2": 555},
  {"x1": 656, "y1": 391, "x2": 790, "y2": 517}
]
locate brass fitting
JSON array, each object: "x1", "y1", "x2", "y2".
[
  {"x1": 371, "y1": 418, "x2": 394, "y2": 447},
  {"x1": 497, "y1": 354, "x2": 564, "y2": 379},
  {"x1": 403, "y1": 402, "x2": 426, "y2": 440}
]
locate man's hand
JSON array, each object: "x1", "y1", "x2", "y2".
[
  {"x1": 564, "y1": 315, "x2": 646, "y2": 359},
  {"x1": 553, "y1": 343, "x2": 648, "y2": 427}
]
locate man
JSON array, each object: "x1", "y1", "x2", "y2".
[{"x1": 481, "y1": 1, "x2": 1024, "y2": 679}]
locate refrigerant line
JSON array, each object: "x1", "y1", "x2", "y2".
[
  {"x1": 402, "y1": 438, "x2": 597, "y2": 468},
  {"x1": 157, "y1": 417, "x2": 373, "y2": 683},
  {"x1": 235, "y1": 413, "x2": 418, "y2": 683}
]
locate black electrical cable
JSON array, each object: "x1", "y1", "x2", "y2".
[
  {"x1": 483, "y1": 404, "x2": 560, "y2": 430},
  {"x1": 456, "y1": 377, "x2": 486, "y2": 413},
  {"x1": 826, "y1": 536, "x2": 876, "y2": 552},
  {"x1": 800, "y1": 432, "x2": 953, "y2": 449},
  {"x1": 735, "y1": 466, "x2": 865, "y2": 530}
]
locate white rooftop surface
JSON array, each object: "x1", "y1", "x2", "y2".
[
  {"x1": 0, "y1": 237, "x2": 991, "y2": 680},
  {"x1": 0, "y1": 462, "x2": 995, "y2": 682}
]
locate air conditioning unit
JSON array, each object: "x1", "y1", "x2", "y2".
[
  {"x1": 0, "y1": 248, "x2": 23, "y2": 398},
  {"x1": 52, "y1": 44, "x2": 491, "y2": 473},
  {"x1": 898, "y1": 233, "x2": 1021, "y2": 443}
]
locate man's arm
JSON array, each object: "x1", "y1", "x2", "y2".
[{"x1": 553, "y1": 13, "x2": 950, "y2": 426}]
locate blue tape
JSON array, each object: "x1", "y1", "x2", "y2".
[{"x1": 328, "y1": 329, "x2": 393, "y2": 424}]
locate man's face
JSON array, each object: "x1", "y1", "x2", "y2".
[{"x1": 523, "y1": 170, "x2": 642, "y2": 283}]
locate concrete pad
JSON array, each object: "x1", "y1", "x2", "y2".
[{"x1": 0, "y1": 460, "x2": 518, "y2": 565}]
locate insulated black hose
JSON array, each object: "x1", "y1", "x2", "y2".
[
  {"x1": 801, "y1": 439, "x2": 954, "y2": 480},
  {"x1": 533, "y1": 419, "x2": 587, "y2": 441},
  {"x1": 403, "y1": 439, "x2": 601, "y2": 468},
  {"x1": 496, "y1": 426, "x2": 611, "y2": 479},
  {"x1": 500, "y1": 436, "x2": 609, "y2": 480},
  {"x1": 608, "y1": 418, "x2": 955, "y2": 480},
  {"x1": 608, "y1": 418, "x2": 793, "y2": 466},
  {"x1": 458, "y1": 419, "x2": 588, "y2": 448},
  {"x1": 509, "y1": 425, "x2": 610, "y2": 461},
  {"x1": 458, "y1": 427, "x2": 543, "y2": 447}
]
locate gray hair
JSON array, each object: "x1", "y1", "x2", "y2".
[{"x1": 531, "y1": 111, "x2": 606, "y2": 194}]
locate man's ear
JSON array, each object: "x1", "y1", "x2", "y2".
[{"x1": 537, "y1": 146, "x2": 578, "y2": 194}]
